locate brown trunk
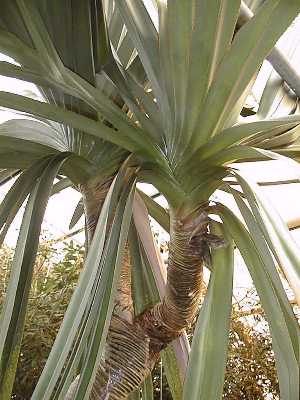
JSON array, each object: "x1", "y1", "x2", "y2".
[
  {"x1": 68, "y1": 178, "x2": 208, "y2": 399},
  {"x1": 90, "y1": 316, "x2": 156, "y2": 399},
  {"x1": 136, "y1": 210, "x2": 207, "y2": 351}
]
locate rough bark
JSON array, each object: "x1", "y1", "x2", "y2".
[
  {"x1": 136, "y1": 210, "x2": 208, "y2": 352},
  {"x1": 67, "y1": 178, "x2": 209, "y2": 399}
]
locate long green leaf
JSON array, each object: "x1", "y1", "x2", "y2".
[
  {"x1": 218, "y1": 204, "x2": 300, "y2": 399},
  {"x1": 141, "y1": 375, "x2": 154, "y2": 400},
  {"x1": 160, "y1": 347, "x2": 183, "y2": 400},
  {"x1": 0, "y1": 91, "x2": 150, "y2": 155},
  {"x1": 0, "y1": 118, "x2": 67, "y2": 152},
  {"x1": 31, "y1": 177, "x2": 117, "y2": 399},
  {"x1": 115, "y1": 0, "x2": 163, "y2": 111},
  {"x1": 136, "y1": 190, "x2": 169, "y2": 232},
  {"x1": 222, "y1": 73, "x2": 257, "y2": 128},
  {"x1": 16, "y1": 0, "x2": 65, "y2": 80},
  {"x1": 231, "y1": 188, "x2": 300, "y2": 360},
  {"x1": 74, "y1": 179, "x2": 136, "y2": 400},
  {"x1": 254, "y1": 125, "x2": 300, "y2": 149},
  {"x1": 0, "y1": 61, "x2": 71, "y2": 94},
  {"x1": 130, "y1": 224, "x2": 160, "y2": 312},
  {"x1": 51, "y1": 177, "x2": 73, "y2": 195},
  {"x1": 191, "y1": 0, "x2": 300, "y2": 148},
  {"x1": 184, "y1": 1, "x2": 240, "y2": 141},
  {"x1": 183, "y1": 223, "x2": 233, "y2": 400},
  {"x1": 129, "y1": 224, "x2": 162, "y2": 399},
  {"x1": 0, "y1": 55, "x2": 141, "y2": 144},
  {"x1": 0, "y1": 156, "x2": 53, "y2": 246},
  {"x1": 132, "y1": 195, "x2": 167, "y2": 297},
  {"x1": 53, "y1": 174, "x2": 134, "y2": 398},
  {"x1": 103, "y1": 60, "x2": 163, "y2": 144},
  {"x1": 187, "y1": 115, "x2": 300, "y2": 165},
  {"x1": 0, "y1": 169, "x2": 18, "y2": 187},
  {"x1": 235, "y1": 172, "x2": 300, "y2": 308},
  {"x1": 0, "y1": 28, "x2": 43, "y2": 71},
  {"x1": 0, "y1": 153, "x2": 69, "y2": 399},
  {"x1": 32, "y1": 164, "x2": 132, "y2": 399},
  {"x1": 69, "y1": 199, "x2": 84, "y2": 230},
  {"x1": 157, "y1": 0, "x2": 192, "y2": 155},
  {"x1": 183, "y1": 147, "x2": 273, "y2": 182}
]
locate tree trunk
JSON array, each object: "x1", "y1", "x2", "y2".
[
  {"x1": 136, "y1": 210, "x2": 207, "y2": 350},
  {"x1": 67, "y1": 178, "x2": 208, "y2": 399}
]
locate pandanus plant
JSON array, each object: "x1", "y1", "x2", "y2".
[{"x1": 0, "y1": 1, "x2": 300, "y2": 399}]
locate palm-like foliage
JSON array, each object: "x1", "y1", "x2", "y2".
[{"x1": 0, "y1": 1, "x2": 300, "y2": 399}]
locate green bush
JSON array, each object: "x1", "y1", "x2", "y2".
[
  {"x1": 0, "y1": 240, "x2": 83, "y2": 400},
  {"x1": 0, "y1": 242, "x2": 279, "y2": 399},
  {"x1": 224, "y1": 315, "x2": 278, "y2": 399}
]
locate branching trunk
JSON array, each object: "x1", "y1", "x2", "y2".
[
  {"x1": 137, "y1": 210, "x2": 207, "y2": 351},
  {"x1": 67, "y1": 179, "x2": 208, "y2": 399}
]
